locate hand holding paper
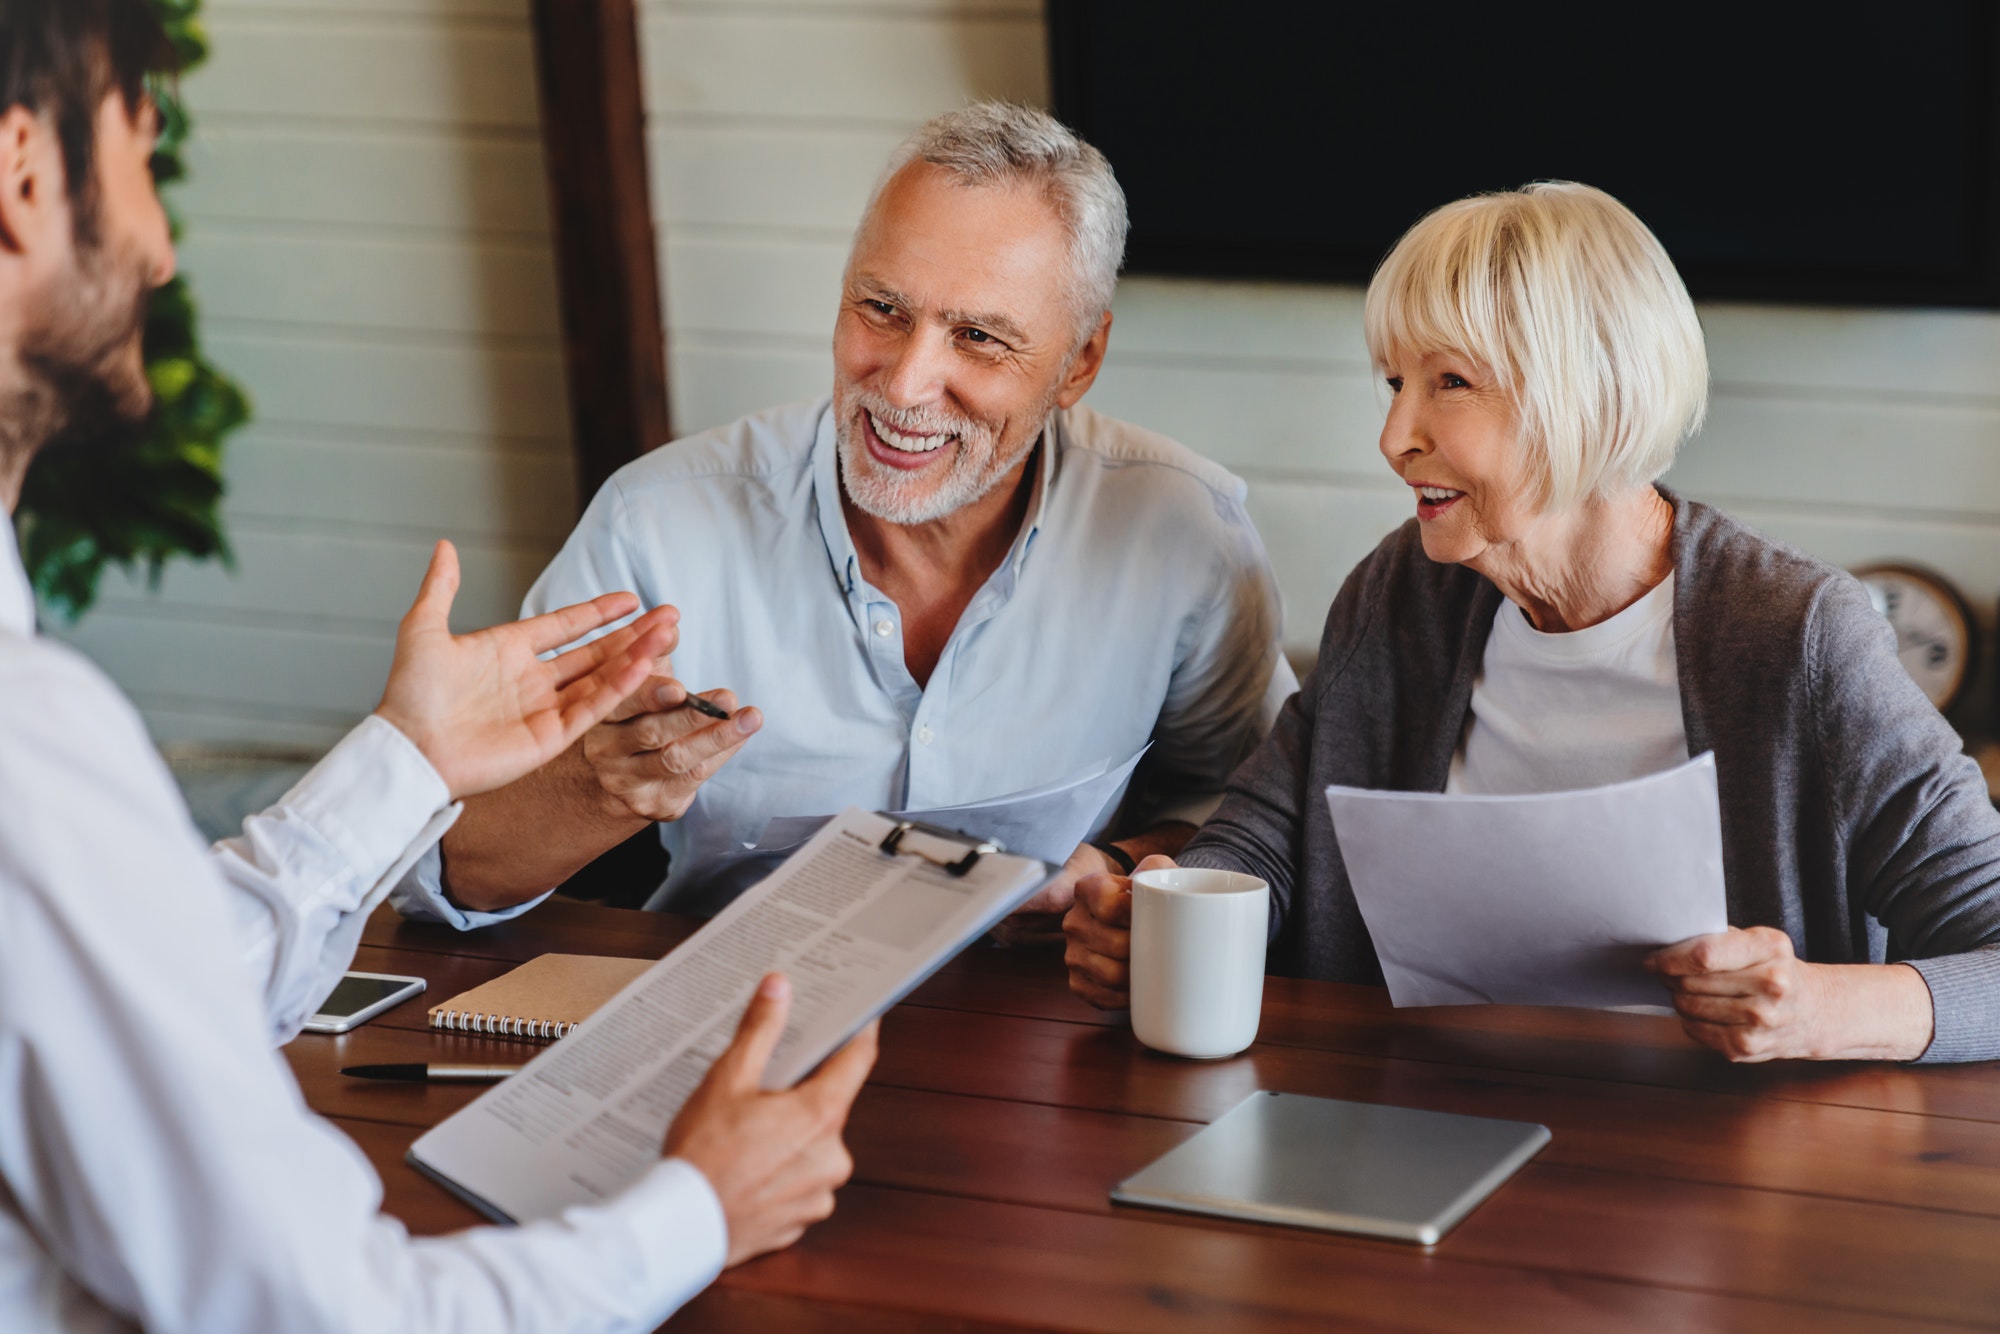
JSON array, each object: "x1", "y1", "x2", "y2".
[
  {"x1": 665, "y1": 973, "x2": 876, "y2": 1266},
  {"x1": 411, "y1": 809, "x2": 1050, "y2": 1223},
  {"x1": 1645, "y1": 926, "x2": 1936, "y2": 1062},
  {"x1": 1325, "y1": 753, "x2": 1729, "y2": 1010}
]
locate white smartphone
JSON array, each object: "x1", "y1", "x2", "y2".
[{"x1": 302, "y1": 971, "x2": 427, "y2": 1034}]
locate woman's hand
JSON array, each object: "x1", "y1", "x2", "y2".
[
  {"x1": 1645, "y1": 926, "x2": 1935, "y2": 1062},
  {"x1": 373, "y1": 540, "x2": 678, "y2": 801},
  {"x1": 1062, "y1": 853, "x2": 1177, "y2": 1009}
]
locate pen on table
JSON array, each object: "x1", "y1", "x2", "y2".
[{"x1": 340, "y1": 1063, "x2": 524, "y2": 1083}]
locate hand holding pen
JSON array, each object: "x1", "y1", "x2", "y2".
[{"x1": 578, "y1": 640, "x2": 763, "y2": 825}]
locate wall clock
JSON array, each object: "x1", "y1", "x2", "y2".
[{"x1": 1850, "y1": 563, "x2": 1976, "y2": 712}]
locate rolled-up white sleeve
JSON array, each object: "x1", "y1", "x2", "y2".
[
  {"x1": 0, "y1": 645, "x2": 729, "y2": 1334},
  {"x1": 388, "y1": 842, "x2": 553, "y2": 931},
  {"x1": 392, "y1": 474, "x2": 649, "y2": 931},
  {"x1": 214, "y1": 714, "x2": 462, "y2": 1042}
]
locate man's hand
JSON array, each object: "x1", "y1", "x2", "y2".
[
  {"x1": 1016, "y1": 823, "x2": 1197, "y2": 917},
  {"x1": 1016, "y1": 841, "x2": 1118, "y2": 917},
  {"x1": 373, "y1": 541, "x2": 677, "y2": 802},
  {"x1": 1063, "y1": 853, "x2": 1176, "y2": 1009},
  {"x1": 1645, "y1": 926, "x2": 1935, "y2": 1062},
  {"x1": 665, "y1": 974, "x2": 878, "y2": 1266},
  {"x1": 579, "y1": 679, "x2": 762, "y2": 824}
]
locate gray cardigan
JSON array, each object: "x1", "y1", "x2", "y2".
[{"x1": 1179, "y1": 489, "x2": 2000, "y2": 1062}]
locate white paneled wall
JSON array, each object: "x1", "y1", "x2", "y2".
[
  {"x1": 642, "y1": 0, "x2": 2000, "y2": 720},
  {"x1": 53, "y1": 0, "x2": 575, "y2": 748},
  {"x1": 62, "y1": 1, "x2": 2000, "y2": 745}
]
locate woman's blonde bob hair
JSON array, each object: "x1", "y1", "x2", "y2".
[{"x1": 1363, "y1": 182, "x2": 1708, "y2": 511}]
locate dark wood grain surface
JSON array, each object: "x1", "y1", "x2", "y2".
[{"x1": 286, "y1": 900, "x2": 2000, "y2": 1331}]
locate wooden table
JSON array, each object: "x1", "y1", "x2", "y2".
[{"x1": 288, "y1": 900, "x2": 2000, "y2": 1331}]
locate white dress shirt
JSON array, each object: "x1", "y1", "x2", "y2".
[
  {"x1": 397, "y1": 398, "x2": 1294, "y2": 921},
  {"x1": 0, "y1": 536, "x2": 727, "y2": 1332},
  {"x1": 1448, "y1": 574, "x2": 1689, "y2": 795}
]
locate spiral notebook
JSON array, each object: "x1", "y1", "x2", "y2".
[{"x1": 427, "y1": 954, "x2": 654, "y2": 1040}]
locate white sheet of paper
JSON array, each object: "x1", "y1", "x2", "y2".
[
  {"x1": 1324, "y1": 752, "x2": 1728, "y2": 1009},
  {"x1": 749, "y1": 745, "x2": 1149, "y2": 868}
]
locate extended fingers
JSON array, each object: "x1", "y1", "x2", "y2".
[
  {"x1": 401, "y1": 540, "x2": 461, "y2": 631},
  {"x1": 803, "y1": 1020, "x2": 878, "y2": 1120},
  {"x1": 520, "y1": 592, "x2": 664, "y2": 656},
  {"x1": 546, "y1": 609, "x2": 677, "y2": 690},
  {"x1": 549, "y1": 631, "x2": 681, "y2": 743},
  {"x1": 606, "y1": 671, "x2": 684, "y2": 724},
  {"x1": 716, "y1": 974, "x2": 792, "y2": 1092}
]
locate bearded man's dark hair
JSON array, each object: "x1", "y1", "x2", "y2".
[{"x1": 0, "y1": 0, "x2": 177, "y2": 246}]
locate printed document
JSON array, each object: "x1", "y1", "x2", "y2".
[
  {"x1": 409, "y1": 809, "x2": 1052, "y2": 1222},
  {"x1": 1324, "y1": 752, "x2": 1728, "y2": 1009},
  {"x1": 751, "y1": 745, "x2": 1149, "y2": 867}
]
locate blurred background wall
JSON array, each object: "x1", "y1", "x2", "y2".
[
  {"x1": 58, "y1": 0, "x2": 2000, "y2": 746},
  {"x1": 54, "y1": 0, "x2": 577, "y2": 750}
]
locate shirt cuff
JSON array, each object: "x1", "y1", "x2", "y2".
[
  {"x1": 277, "y1": 714, "x2": 458, "y2": 889},
  {"x1": 387, "y1": 843, "x2": 552, "y2": 931},
  {"x1": 1905, "y1": 951, "x2": 2000, "y2": 1063},
  {"x1": 617, "y1": 1157, "x2": 729, "y2": 1298}
]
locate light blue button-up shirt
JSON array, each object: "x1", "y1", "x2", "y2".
[{"x1": 397, "y1": 398, "x2": 1293, "y2": 919}]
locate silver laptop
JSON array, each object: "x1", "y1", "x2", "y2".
[{"x1": 1111, "y1": 1091, "x2": 1550, "y2": 1245}]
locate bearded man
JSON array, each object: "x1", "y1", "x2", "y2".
[
  {"x1": 406, "y1": 102, "x2": 1294, "y2": 927},
  {"x1": 0, "y1": 3, "x2": 874, "y2": 1328}
]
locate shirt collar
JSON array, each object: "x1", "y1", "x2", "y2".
[
  {"x1": 1013, "y1": 409, "x2": 1059, "y2": 575},
  {"x1": 0, "y1": 522, "x2": 34, "y2": 636},
  {"x1": 811, "y1": 402, "x2": 862, "y2": 595},
  {"x1": 810, "y1": 401, "x2": 1064, "y2": 595}
]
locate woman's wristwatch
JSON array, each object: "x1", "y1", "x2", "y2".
[{"x1": 1089, "y1": 839, "x2": 1137, "y2": 875}]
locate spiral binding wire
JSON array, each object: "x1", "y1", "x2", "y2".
[{"x1": 429, "y1": 1009, "x2": 572, "y2": 1040}]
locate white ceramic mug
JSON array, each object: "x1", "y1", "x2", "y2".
[{"x1": 1129, "y1": 867, "x2": 1269, "y2": 1059}]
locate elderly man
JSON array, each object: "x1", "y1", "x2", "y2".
[
  {"x1": 0, "y1": 3, "x2": 872, "y2": 1329},
  {"x1": 404, "y1": 102, "x2": 1292, "y2": 924}
]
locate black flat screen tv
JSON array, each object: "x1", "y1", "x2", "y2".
[{"x1": 1047, "y1": 2, "x2": 2000, "y2": 307}]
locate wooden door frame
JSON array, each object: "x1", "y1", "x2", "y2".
[{"x1": 528, "y1": 0, "x2": 671, "y2": 509}]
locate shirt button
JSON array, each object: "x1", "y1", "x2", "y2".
[
  {"x1": 916, "y1": 725, "x2": 934, "y2": 745},
  {"x1": 873, "y1": 618, "x2": 894, "y2": 638}
]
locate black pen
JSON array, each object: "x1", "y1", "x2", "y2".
[
  {"x1": 340, "y1": 1063, "x2": 524, "y2": 1083},
  {"x1": 680, "y1": 693, "x2": 732, "y2": 721}
]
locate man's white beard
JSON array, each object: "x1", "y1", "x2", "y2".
[{"x1": 836, "y1": 392, "x2": 1046, "y2": 526}]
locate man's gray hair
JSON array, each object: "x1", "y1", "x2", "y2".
[{"x1": 870, "y1": 102, "x2": 1129, "y2": 344}]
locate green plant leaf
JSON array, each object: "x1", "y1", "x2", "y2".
[{"x1": 13, "y1": 0, "x2": 246, "y2": 623}]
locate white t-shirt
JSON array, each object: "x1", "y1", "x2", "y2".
[{"x1": 1447, "y1": 573, "x2": 1690, "y2": 795}]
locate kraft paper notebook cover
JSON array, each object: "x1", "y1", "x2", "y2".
[{"x1": 427, "y1": 954, "x2": 654, "y2": 1039}]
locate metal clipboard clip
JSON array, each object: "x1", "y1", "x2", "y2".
[{"x1": 876, "y1": 817, "x2": 1003, "y2": 877}]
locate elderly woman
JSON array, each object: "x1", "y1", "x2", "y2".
[{"x1": 1064, "y1": 182, "x2": 2000, "y2": 1063}]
